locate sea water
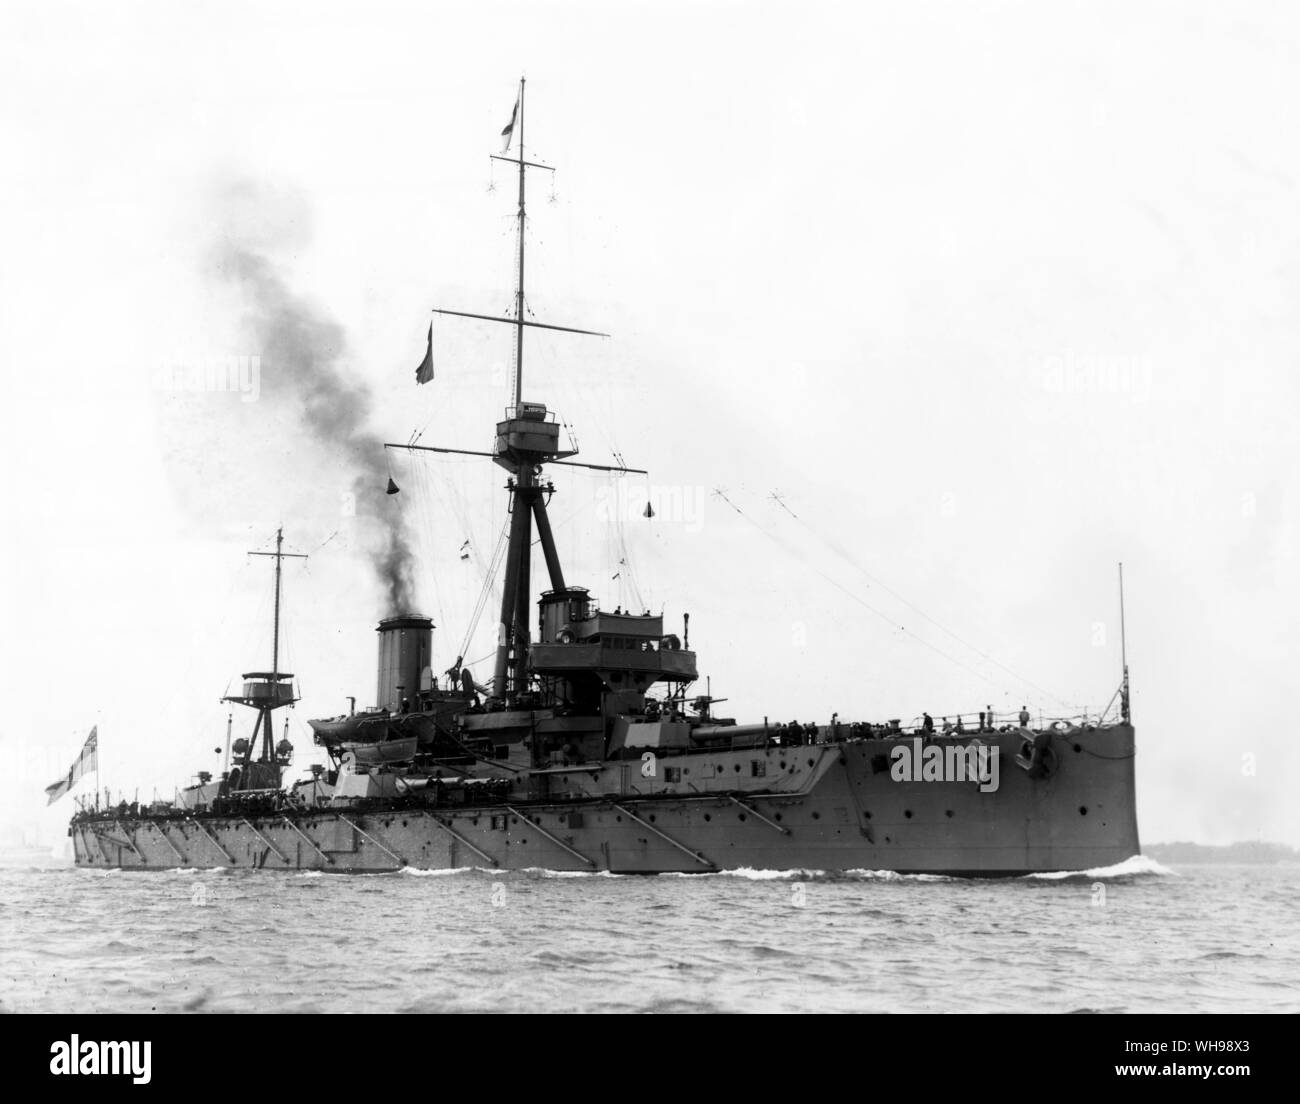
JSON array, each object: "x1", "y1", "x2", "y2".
[{"x1": 1, "y1": 858, "x2": 1296, "y2": 1013}]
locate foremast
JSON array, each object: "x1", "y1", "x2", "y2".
[
  {"x1": 413, "y1": 79, "x2": 615, "y2": 706},
  {"x1": 389, "y1": 81, "x2": 690, "y2": 725}
]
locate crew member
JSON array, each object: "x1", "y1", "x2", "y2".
[
  {"x1": 1019, "y1": 705, "x2": 1031, "y2": 728},
  {"x1": 922, "y1": 712, "x2": 934, "y2": 734},
  {"x1": 461, "y1": 667, "x2": 480, "y2": 707}
]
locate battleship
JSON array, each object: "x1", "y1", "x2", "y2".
[{"x1": 66, "y1": 82, "x2": 1139, "y2": 875}]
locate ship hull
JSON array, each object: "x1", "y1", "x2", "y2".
[{"x1": 71, "y1": 725, "x2": 1138, "y2": 875}]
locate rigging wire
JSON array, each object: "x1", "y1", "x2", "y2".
[
  {"x1": 766, "y1": 491, "x2": 1075, "y2": 710},
  {"x1": 409, "y1": 459, "x2": 448, "y2": 633},
  {"x1": 711, "y1": 488, "x2": 1012, "y2": 692},
  {"x1": 460, "y1": 521, "x2": 510, "y2": 660}
]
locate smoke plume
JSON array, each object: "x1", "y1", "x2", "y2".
[{"x1": 208, "y1": 191, "x2": 416, "y2": 614}]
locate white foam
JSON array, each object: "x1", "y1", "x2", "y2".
[
  {"x1": 707, "y1": 867, "x2": 944, "y2": 881},
  {"x1": 1026, "y1": 854, "x2": 1175, "y2": 880},
  {"x1": 397, "y1": 866, "x2": 481, "y2": 877}
]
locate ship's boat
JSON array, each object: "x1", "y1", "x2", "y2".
[
  {"x1": 66, "y1": 81, "x2": 1140, "y2": 875},
  {"x1": 341, "y1": 737, "x2": 418, "y2": 766}
]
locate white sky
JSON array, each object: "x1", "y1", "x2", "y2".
[{"x1": 2, "y1": 0, "x2": 1297, "y2": 849}]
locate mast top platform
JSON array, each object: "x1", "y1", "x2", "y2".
[
  {"x1": 493, "y1": 401, "x2": 577, "y2": 471},
  {"x1": 224, "y1": 673, "x2": 297, "y2": 710}
]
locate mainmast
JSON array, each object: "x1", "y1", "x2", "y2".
[
  {"x1": 222, "y1": 528, "x2": 307, "y2": 785},
  {"x1": 252, "y1": 526, "x2": 305, "y2": 686}
]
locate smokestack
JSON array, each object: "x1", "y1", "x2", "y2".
[{"x1": 376, "y1": 616, "x2": 433, "y2": 713}]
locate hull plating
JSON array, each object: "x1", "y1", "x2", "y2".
[{"x1": 72, "y1": 725, "x2": 1138, "y2": 875}]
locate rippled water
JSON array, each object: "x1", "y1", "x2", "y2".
[{"x1": 1, "y1": 858, "x2": 1296, "y2": 1013}]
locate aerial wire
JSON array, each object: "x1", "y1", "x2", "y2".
[{"x1": 765, "y1": 491, "x2": 1075, "y2": 710}]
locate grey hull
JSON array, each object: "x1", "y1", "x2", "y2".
[{"x1": 71, "y1": 725, "x2": 1138, "y2": 875}]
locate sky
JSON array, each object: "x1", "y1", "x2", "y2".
[{"x1": 1, "y1": 0, "x2": 1297, "y2": 850}]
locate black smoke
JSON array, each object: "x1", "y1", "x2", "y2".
[{"x1": 208, "y1": 205, "x2": 416, "y2": 615}]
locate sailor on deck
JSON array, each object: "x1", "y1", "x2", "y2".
[{"x1": 460, "y1": 667, "x2": 480, "y2": 707}]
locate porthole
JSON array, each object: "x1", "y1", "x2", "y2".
[
  {"x1": 1079, "y1": 806, "x2": 1088, "y2": 816},
  {"x1": 810, "y1": 811, "x2": 820, "y2": 820},
  {"x1": 904, "y1": 809, "x2": 913, "y2": 819}
]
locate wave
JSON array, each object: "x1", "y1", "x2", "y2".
[
  {"x1": 398, "y1": 866, "x2": 486, "y2": 877},
  {"x1": 1025, "y1": 854, "x2": 1175, "y2": 881},
  {"x1": 695, "y1": 867, "x2": 957, "y2": 882},
  {"x1": 514, "y1": 867, "x2": 624, "y2": 879}
]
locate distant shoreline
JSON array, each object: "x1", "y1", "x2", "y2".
[{"x1": 1145, "y1": 842, "x2": 1299, "y2": 864}]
